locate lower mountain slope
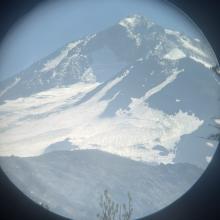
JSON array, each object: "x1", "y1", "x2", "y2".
[{"x1": 0, "y1": 149, "x2": 202, "y2": 220}]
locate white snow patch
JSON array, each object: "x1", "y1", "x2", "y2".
[
  {"x1": 119, "y1": 16, "x2": 144, "y2": 47},
  {"x1": 206, "y1": 156, "x2": 212, "y2": 163},
  {"x1": 119, "y1": 15, "x2": 145, "y2": 29},
  {"x1": 81, "y1": 68, "x2": 96, "y2": 83},
  {"x1": 40, "y1": 40, "x2": 82, "y2": 72},
  {"x1": 83, "y1": 34, "x2": 96, "y2": 46},
  {"x1": 194, "y1": 38, "x2": 201, "y2": 42},
  {"x1": 0, "y1": 77, "x2": 20, "y2": 97},
  {"x1": 180, "y1": 37, "x2": 207, "y2": 57},
  {"x1": 206, "y1": 142, "x2": 214, "y2": 148},
  {"x1": 52, "y1": 71, "x2": 57, "y2": 78},
  {"x1": 155, "y1": 41, "x2": 162, "y2": 50},
  {"x1": 115, "y1": 101, "x2": 203, "y2": 164},
  {"x1": 189, "y1": 55, "x2": 212, "y2": 68},
  {"x1": 67, "y1": 40, "x2": 83, "y2": 49},
  {"x1": 165, "y1": 29, "x2": 180, "y2": 37},
  {"x1": 88, "y1": 69, "x2": 130, "y2": 103},
  {"x1": 0, "y1": 82, "x2": 99, "y2": 132},
  {"x1": 137, "y1": 57, "x2": 143, "y2": 62},
  {"x1": 214, "y1": 119, "x2": 220, "y2": 125},
  {"x1": 176, "y1": 99, "x2": 181, "y2": 102},
  {"x1": 164, "y1": 48, "x2": 186, "y2": 60},
  {"x1": 41, "y1": 51, "x2": 69, "y2": 72},
  {"x1": 141, "y1": 68, "x2": 184, "y2": 101}
]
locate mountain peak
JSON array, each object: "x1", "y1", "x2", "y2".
[{"x1": 119, "y1": 14, "x2": 154, "y2": 29}]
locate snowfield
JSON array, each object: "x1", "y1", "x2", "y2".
[
  {"x1": 0, "y1": 14, "x2": 218, "y2": 167},
  {"x1": 0, "y1": 67, "x2": 203, "y2": 164}
]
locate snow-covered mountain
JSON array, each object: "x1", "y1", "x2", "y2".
[
  {"x1": 0, "y1": 14, "x2": 219, "y2": 168},
  {"x1": 0, "y1": 150, "x2": 203, "y2": 220},
  {"x1": 0, "y1": 13, "x2": 219, "y2": 220},
  {"x1": 0, "y1": 15, "x2": 216, "y2": 101}
]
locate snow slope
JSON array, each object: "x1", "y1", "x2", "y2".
[{"x1": 0, "y1": 65, "x2": 203, "y2": 165}]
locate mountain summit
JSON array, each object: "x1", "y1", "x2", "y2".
[
  {"x1": 0, "y1": 14, "x2": 216, "y2": 101},
  {"x1": 0, "y1": 15, "x2": 219, "y2": 168}
]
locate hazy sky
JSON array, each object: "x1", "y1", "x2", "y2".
[{"x1": 0, "y1": 0, "x2": 206, "y2": 81}]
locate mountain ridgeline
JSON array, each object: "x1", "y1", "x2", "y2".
[{"x1": 0, "y1": 15, "x2": 216, "y2": 101}]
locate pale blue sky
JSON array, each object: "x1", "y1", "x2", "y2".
[{"x1": 0, "y1": 0, "x2": 205, "y2": 81}]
